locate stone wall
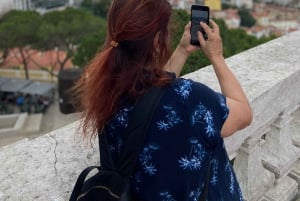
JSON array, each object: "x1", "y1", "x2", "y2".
[
  {"x1": 0, "y1": 31, "x2": 300, "y2": 201},
  {"x1": 0, "y1": 113, "x2": 43, "y2": 147}
]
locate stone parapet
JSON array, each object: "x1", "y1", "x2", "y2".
[
  {"x1": 0, "y1": 122, "x2": 98, "y2": 201},
  {"x1": 0, "y1": 113, "x2": 43, "y2": 147},
  {"x1": 0, "y1": 31, "x2": 300, "y2": 200}
]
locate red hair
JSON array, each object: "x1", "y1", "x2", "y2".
[{"x1": 73, "y1": 0, "x2": 173, "y2": 139}]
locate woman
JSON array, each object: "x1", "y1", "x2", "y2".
[{"x1": 73, "y1": 0, "x2": 253, "y2": 200}]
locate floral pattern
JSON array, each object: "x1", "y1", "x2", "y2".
[
  {"x1": 189, "y1": 187, "x2": 201, "y2": 201},
  {"x1": 160, "y1": 192, "x2": 176, "y2": 201},
  {"x1": 210, "y1": 158, "x2": 219, "y2": 186},
  {"x1": 139, "y1": 143, "x2": 160, "y2": 176},
  {"x1": 105, "y1": 78, "x2": 243, "y2": 201},
  {"x1": 174, "y1": 79, "x2": 192, "y2": 100},
  {"x1": 156, "y1": 106, "x2": 182, "y2": 131},
  {"x1": 191, "y1": 102, "x2": 215, "y2": 137},
  {"x1": 178, "y1": 138, "x2": 206, "y2": 170}
]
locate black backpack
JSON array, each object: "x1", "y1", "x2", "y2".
[{"x1": 69, "y1": 87, "x2": 166, "y2": 201}]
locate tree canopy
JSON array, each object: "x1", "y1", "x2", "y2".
[
  {"x1": 0, "y1": 8, "x2": 276, "y2": 79},
  {"x1": 0, "y1": 10, "x2": 42, "y2": 79},
  {"x1": 80, "y1": 0, "x2": 111, "y2": 18},
  {"x1": 72, "y1": 30, "x2": 106, "y2": 67},
  {"x1": 36, "y1": 8, "x2": 106, "y2": 71},
  {"x1": 238, "y1": 8, "x2": 256, "y2": 27}
]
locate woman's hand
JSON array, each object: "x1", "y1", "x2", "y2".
[
  {"x1": 164, "y1": 22, "x2": 199, "y2": 76},
  {"x1": 197, "y1": 19, "x2": 224, "y2": 61},
  {"x1": 178, "y1": 22, "x2": 199, "y2": 56}
]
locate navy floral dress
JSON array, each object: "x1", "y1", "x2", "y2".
[{"x1": 104, "y1": 76, "x2": 244, "y2": 201}]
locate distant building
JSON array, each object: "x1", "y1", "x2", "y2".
[
  {"x1": 68, "y1": 0, "x2": 84, "y2": 7},
  {"x1": 34, "y1": 0, "x2": 68, "y2": 14},
  {"x1": 251, "y1": 10, "x2": 270, "y2": 26},
  {"x1": 0, "y1": 0, "x2": 13, "y2": 17},
  {"x1": 269, "y1": 19, "x2": 299, "y2": 34},
  {"x1": 223, "y1": 0, "x2": 253, "y2": 9},
  {"x1": 168, "y1": 0, "x2": 199, "y2": 10},
  {"x1": 212, "y1": 9, "x2": 241, "y2": 28},
  {"x1": 259, "y1": 0, "x2": 293, "y2": 6},
  {"x1": 0, "y1": 0, "x2": 84, "y2": 15},
  {"x1": 205, "y1": 0, "x2": 221, "y2": 11},
  {"x1": 252, "y1": 2, "x2": 300, "y2": 34},
  {"x1": 13, "y1": 0, "x2": 34, "y2": 10},
  {"x1": 245, "y1": 25, "x2": 271, "y2": 38}
]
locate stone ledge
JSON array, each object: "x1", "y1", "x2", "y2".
[
  {"x1": 0, "y1": 113, "x2": 43, "y2": 147},
  {"x1": 0, "y1": 121, "x2": 98, "y2": 201}
]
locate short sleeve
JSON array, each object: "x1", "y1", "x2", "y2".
[{"x1": 188, "y1": 79, "x2": 229, "y2": 146}]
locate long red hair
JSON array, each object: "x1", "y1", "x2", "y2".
[{"x1": 73, "y1": 0, "x2": 173, "y2": 139}]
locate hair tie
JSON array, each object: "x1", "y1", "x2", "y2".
[{"x1": 110, "y1": 40, "x2": 119, "y2": 48}]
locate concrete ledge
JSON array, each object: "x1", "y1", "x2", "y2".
[
  {"x1": 0, "y1": 113, "x2": 27, "y2": 129},
  {"x1": 24, "y1": 113, "x2": 43, "y2": 133},
  {"x1": 0, "y1": 113, "x2": 43, "y2": 147},
  {"x1": 0, "y1": 113, "x2": 28, "y2": 138},
  {"x1": 0, "y1": 121, "x2": 98, "y2": 201},
  {"x1": 0, "y1": 115, "x2": 18, "y2": 129}
]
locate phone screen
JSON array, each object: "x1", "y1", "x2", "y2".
[{"x1": 190, "y1": 5, "x2": 209, "y2": 46}]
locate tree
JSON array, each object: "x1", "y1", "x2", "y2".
[
  {"x1": 80, "y1": 0, "x2": 112, "y2": 18},
  {"x1": 238, "y1": 8, "x2": 256, "y2": 27},
  {"x1": 72, "y1": 30, "x2": 106, "y2": 67},
  {"x1": 0, "y1": 10, "x2": 42, "y2": 79},
  {"x1": 36, "y1": 8, "x2": 106, "y2": 72},
  {"x1": 0, "y1": 48, "x2": 9, "y2": 66}
]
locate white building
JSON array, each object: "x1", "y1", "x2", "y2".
[
  {"x1": 259, "y1": 0, "x2": 293, "y2": 6},
  {"x1": 0, "y1": 0, "x2": 83, "y2": 16},
  {"x1": 223, "y1": 0, "x2": 253, "y2": 9},
  {"x1": 67, "y1": 0, "x2": 84, "y2": 7},
  {"x1": 212, "y1": 9, "x2": 241, "y2": 29},
  {"x1": 269, "y1": 20, "x2": 300, "y2": 33},
  {"x1": 13, "y1": 0, "x2": 34, "y2": 10},
  {"x1": 0, "y1": 0, "x2": 13, "y2": 16}
]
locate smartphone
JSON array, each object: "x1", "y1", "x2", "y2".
[{"x1": 190, "y1": 5, "x2": 210, "y2": 46}]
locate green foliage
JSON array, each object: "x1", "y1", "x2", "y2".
[
  {"x1": 170, "y1": 9, "x2": 189, "y2": 50},
  {"x1": 37, "y1": 8, "x2": 105, "y2": 50},
  {"x1": 36, "y1": 8, "x2": 106, "y2": 70},
  {"x1": 0, "y1": 10, "x2": 42, "y2": 79},
  {"x1": 72, "y1": 30, "x2": 106, "y2": 67},
  {"x1": 238, "y1": 8, "x2": 256, "y2": 27},
  {"x1": 0, "y1": 10, "x2": 42, "y2": 48},
  {"x1": 221, "y1": 3, "x2": 237, "y2": 9},
  {"x1": 80, "y1": 0, "x2": 111, "y2": 18}
]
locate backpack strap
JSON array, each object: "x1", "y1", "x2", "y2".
[
  {"x1": 69, "y1": 166, "x2": 100, "y2": 200},
  {"x1": 99, "y1": 86, "x2": 166, "y2": 174},
  {"x1": 117, "y1": 86, "x2": 166, "y2": 176}
]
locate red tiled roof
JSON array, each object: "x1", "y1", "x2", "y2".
[{"x1": 0, "y1": 48, "x2": 74, "y2": 71}]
